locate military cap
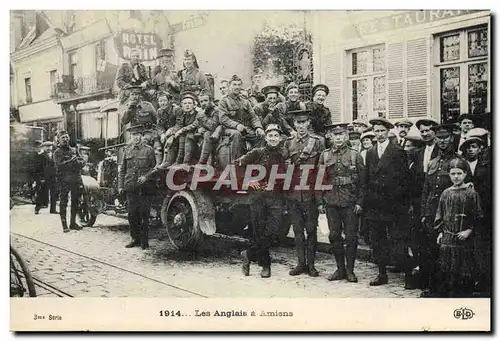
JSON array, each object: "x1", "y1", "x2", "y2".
[
  {"x1": 285, "y1": 82, "x2": 299, "y2": 93},
  {"x1": 198, "y1": 89, "x2": 212, "y2": 99},
  {"x1": 352, "y1": 119, "x2": 369, "y2": 128},
  {"x1": 349, "y1": 130, "x2": 362, "y2": 138},
  {"x1": 184, "y1": 49, "x2": 195, "y2": 57},
  {"x1": 57, "y1": 130, "x2": 69, "y2": 137},
  {"x1": 288, "y1": 109, "x2": 311, "y2": 122},
  {"x1": 394, "y1": 118, "x2": 413, "y2": 127},
  {"x1": 79, "y1": 145, "x2": 91, "y2": 151},
  {"x1": 312, "y1": 84, "x2": 329, "y2": 96},
  {"x1": 229, "y1": 74, "x2": 242, "y2": 83},
  {"x1": 457, "y1": 113, "x2": 475, "y2": 123},
  {"x1": 125, "y1": 84, "x2": 143, "y2": 93},
  {"x1": 431, "y1": 123, "x2": 456, "y2": 137},
  {"x1": 180, "y1": 91, "x2": 197, "y2": 102},
  {"x1": 157, "y1": 90, "x2": 172, "y2": 100},
  {"x1": 41, "y1": 141, "x2": 53, "y2": 147},
  {"x1": 126, "y1": 124, "x2": 146, "y2": 133},
  {"x1": 466, "y1": 127, "x2": 489, "y2": 139},
  {"x1": 157, "y1": 48, "x2": 174, "y2": 58},
  {"x1": 459, "y1": 136, "x2": 484, "y2": 153},
  {"x1": 262, "y1": 85, "x2": 280, "y2": 97},
  {"x1": 369, "y1": 117, "x2": 394, "y2": 129},
  {"x1": 415, "y1": 117, "x2": 439, "y2": 128},
  {"x1": 265, "y1": 124, "x2": 282, "y2": 134},
  {"x1": 325, "y1": 123, "x2": 349, "y2": 134},
  {"x1": 360, "y1": 131, "x2": 375, "y2": 141}
]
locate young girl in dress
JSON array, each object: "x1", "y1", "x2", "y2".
[{"x1": 434, "y1": 158, "x2": 482, "y2": 297}]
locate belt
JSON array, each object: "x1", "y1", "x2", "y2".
[{"x1": 332, "y1": 176, "x2": 353, "y2": 186}]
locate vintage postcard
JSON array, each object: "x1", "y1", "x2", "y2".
[{"x1": 9, "y1": 9, "x2": 491, "y2": 332}]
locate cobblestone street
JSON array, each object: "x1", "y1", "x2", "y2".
[{"x1": 10, "y1": 204, "x2": 422, "y2": 298}]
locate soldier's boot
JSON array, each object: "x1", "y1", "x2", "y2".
[
  {"x1": 176, "y1": 136, "x2": 186, "y2": 164},
  {"x1": 369, "y1": 264, "x2": 389, "y2": 286},
  {"x1": 345, "y1": 244, "x2": 358, "y2": 283},
  {"x1": 141, "y1": 228, "x2": 149, "y2": 250},
  {"x1": 60, "y1": 210, "x2": 70, "y2": 233},
  {"x1": 210, "y1": 125, "x2": 223, "y2": 143},
  {"x1": 289, "y1": 247, "x2": 307, "y2": 276},
  {"x1": 198, "y1": 138, "x2": 213, "y2": 165},
  {"x1": 241, "y1": 250, "x2": 250, "y2": 276},
  {"x1": 261, "y1": 266, "x2": 271, "y2": 278},
  {"x1": 327, "y1": 254, "x2": 347, "y2": 281},
  {"x1": 183, "y1": 138, "x2": 195, "y2": 165},
  {"x1": 307, "y1": 245, "x2": 319, "y2": 277},
  {"x1": 69, "y1": 208, "x2": 82, "y2": 230}
]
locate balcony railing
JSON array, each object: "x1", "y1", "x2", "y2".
[{"x1": 53, "y1": 72, "x2": 116, "y2": 100}]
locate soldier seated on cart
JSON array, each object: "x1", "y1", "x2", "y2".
[
  {"x1": 218, "y1": 74, "x2": 265, "y2": 164},
  {"x1": 254, "y1": 85, "x2": 295, "y2": 138},
  {"x1": 121, "y1": 85, "x2": 157, "y2": 130},
  {"x1": 197, "y1": 89, "x2": 220, "y2": 164}
]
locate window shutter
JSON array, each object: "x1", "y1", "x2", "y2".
[
  {"x1": 387, "y1": 42, "x2": 404, "y2": 119},
  {"x1": 406, "y1": 37, "x2": 429, "y2": 118},
  {"x1": 323, "y1": 52, "x2": 342, "y2": 123}
]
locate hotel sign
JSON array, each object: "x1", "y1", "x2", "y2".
[
  {"x1": 342, "y1": 10, "x2": 486, "y2": 39},
  {"x1": 114, "y1": 30, "x2": 162, "y2": 61}
]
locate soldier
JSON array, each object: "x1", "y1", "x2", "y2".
[
  {"x1": 33, "y1": 141, "x2": 58, "y2": 214},
  {"x1": 121, "y1": 85, "x2": 157, "y2": 130},
  {"x1": 274, "y1": 82, "x2": 307, "y2": 130},
  {"x1": 393, "y1": 118, "x2": 413, "y2": 147},
  {"x1": 219, "y1": 79, "x2": 229, "y2": 98},
  {"x1": 283, "y1": 110, "x2": 325, "y2": 277},
  {"x1": 254, "y1": 85, "x2": 294, "y2": 136},
  {"x1": 53, "y1": 130, "x2": 86, "y2": 233},
  {"x1": 115, "y1": 48, "x2": 151, "y2": 105},
  {"x1": 247, "y1": 68, "x2": 266, "y2": 106},
  {"x1": 177, "y1": 49, "x2": 210, "y2": 96},
  {"x1": 218, "y1": 74, "x2": 265, "y2": 162},
  {"x1": 318, "y1": 123, "x2": 366, "y2": 282},
  {"x1": 151, "y1": 48, "x2": 181, "y2": 103},
  {"x1": 197, "y1": 90, "x2": 220, "y2": 164},
  {"x1": 348, "y1": 129, "x2": 362, "y2": 153},
  {"x1": 238, "y1": 124, "x2": 288, "y2": 278},
  {"x1": 306, "y1": 84, "x2": 333, "y2": 138},
  {"x1": 118, "y1": 124, "x2": 157, "y2": 249},
  {"x1": 420, "y1": 123, "x2": 471, "y2": 297}
]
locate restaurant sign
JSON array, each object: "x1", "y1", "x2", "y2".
[
  {"x1": 114, "y1": 30, "x2": 162, "y2": 61},
  {"x1": 342, "y1": 10, "x2": 486, "y2": 39}
]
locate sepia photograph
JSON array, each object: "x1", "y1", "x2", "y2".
[{"x1": 8, "y1": 8, "x2": 492, "y2": 332}]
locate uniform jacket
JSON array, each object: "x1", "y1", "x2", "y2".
[
  {"x1": 319, "y1": 143, "x2": 366, "y2": 208},
  {"x1": 421, "y1": 147, "x2": 471, "y2": 220},
  {"x1": 116, "y1": 62, "x2": 150, "y2": 90},
  {"x1": 177, "y1": 68, "x2": 209, "y2": 94},
  {"x1": 218, "y1": 93, "x2": 263, "y2": 131},
  {"x1": 254, "y1": 101, "x2": 294, "y2": 135},
  {"x1": 197, "y1": 105, "x2": 219, "y2": 132},
  {"x1": 156, "y1": 104, "x2": 177, "y2": 130},
  {"x1": 118, "y1": 142, "x2": 156, "y2": 193},
  {"x1": 305, "y1": 101, "x2": 333, "y2": 136},
  {"x1": 275, "y1": 100, "x2": 306, "y2": 128},
  {"x1": 172, "y1": 107, "x2": 200, "y2": 136},
  {"x1": 364, "y1": 141, "x2": 410, "y2": 221},
  {"x1": 283, "y1": 133, "x2": 324, "y2": 202},
  {"x1": 121, "y1": 101, "x2": 157, "y2": 128},
  {"x1": 53, "y1": 145, "x2": 86, "y2": 182},
  {"x1": 152, "y1": 70, "x2": 181, "y2": 102}
]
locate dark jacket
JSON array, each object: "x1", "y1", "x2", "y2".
[
  {"x1": 305, "y1": 101, "x2": 333, "y2": 136},
  {"x1": 364, "y1": 142, "x2": 410, "y2": 221},
  {"x1": 33, "y1": 151, "x2": 56, "y2": 182},
  {"x1": 121, "y1": 101, "x2": 157, "y2": 128},
  {"x1": 409, "y1": 144, "x2": 439, "y2": 205},
  {"x1": 53, "y1": 145, "x2": 86, "y2": 182},
  {"x1": 118, "y1": 143, "x2": 156, "y2": 193},
  {"x1": 254, "y1": 101, "x2": 293, "y2": 135},
  {"x1": 218, "y1": 94, "x2": 263, "y2": 131}
]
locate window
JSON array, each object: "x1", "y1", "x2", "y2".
[
  {"x1": 49, "y1": 70, "x2": 58, "y2": 97},
  {"x1": 69, "y1": 52, "x2": 78, "y2": 79},
  {"x1": 347, "y1": 45, "x2": 386, "y2": 121},
  {"x1": 435, "y1": 25, "x2": 489, "y2": 122},
  {"x1": 95, "y1": 40, "x2": 107, "y2": 72},
  {"x1": 24, "y1": 77, "x2": 32, "y2": 103}
]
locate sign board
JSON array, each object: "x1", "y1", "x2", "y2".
[{"x1": 114, "y1": 30, "x2": 162, "y2": 61}]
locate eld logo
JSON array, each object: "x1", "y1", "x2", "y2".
[{"x1": 454, "y1": 308, "x2": 475, "y2": 320}]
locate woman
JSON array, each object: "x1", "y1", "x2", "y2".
[{"x1": 359, "y1": 130, "x2": 375, "y2": 165}]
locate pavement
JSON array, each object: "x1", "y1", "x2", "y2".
[{"x1": 10, "y1": 203, "x2": 422, "y2": 298}]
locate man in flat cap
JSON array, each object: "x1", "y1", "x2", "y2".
[
  {"x1": 118, "y1": 124, "x2": 157, "y2": 249},
  {"x1": 419, "y1": 123, "x2": 471, "y2": 297},
  {"x1": 238, "y1": 124, "x2": 288, "y2": 278},
  {"x1": 281, "y1": 109, "x2": 325, "y2": 277},
  {"x1": 348, "y1": 129, "x2": 362, "y2": 153},
  {"x1": 364, "y1": 117, "x2": 412, "y2": 288},
  {"x1": 318, "y1": 122, "x2": 366, "y2": 283},
  {"x1": 116, "y1": 48, "x2": 151, "y2": 105},
  {"x1": 218, "y1": 75, "x2": 265, "y2": 166},
  {"x1": 152, "y1": 48, "x2": 181, "y2": 103},
  {"x1": 177, "y1": 49, "x2": 210, "y2": 96},
  {"x1": 394, "y1": 118, "x2": 413, "y2": 147},
  {"x1": 305, "y1": 84, "x2": 333, "y2": 138},
  {"x1": 53, "y1": 130, "x2": 86, "y2": 233},
  {"x1": 274, "y1": 82, "x2": 307, "y2": 130},
  {"x1": 454, "y1": 113, "x2": 476, "y2": 154},
  {"x1": 254, "y1": 85, "x2": 294, "y2": 136},
  {"x1": 121, "y1": 85, "x2": 157, "y2": 132},
  {"x1": 352, "y1": 119, "x2": 370, "y2": 134},
  {"x1": 33, "y1": 141, "x2": 58, "y2": 215}
]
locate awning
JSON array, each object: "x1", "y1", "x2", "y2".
[{"x1": 18, "y1": 100, "x2": 63, "y2": 123}]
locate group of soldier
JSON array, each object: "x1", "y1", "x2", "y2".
[{"x1": 31, "y1": 46, "x2": 491, "y2": 298}]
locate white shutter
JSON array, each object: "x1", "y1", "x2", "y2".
[
  {"x1": 323, "y1": 52, "x2": 342, "y2": 123},
  {"x1": 387, "y1": 42, "x2": 404, "y2": 119},
  {"x1": 406, "y1": 37, "x2": 429, "y2": 118}
]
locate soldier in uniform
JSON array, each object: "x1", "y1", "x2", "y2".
[
  {"x1": 420, "y1": 123, "x2": 471, "y2": 297},
  {"x1": 177, "y1": 49, "x2": 210, "y2": 96},
  {"x1": 247, "y1": 68, "x2": 265, "y2": 107},
  {"x1": 306, "y1": 84, "x2": 333, "y2": 138},
  {"x1": 33, "y1": 141, "x2": 58, "y2": 214},
  {"x1": 121, "y1": 85, "x2": 157, "y2": 130},
  {"x1": 274, "y1": 82, "x2": 307, "y2": 130},
  {"x1": 197, "y1": 89, "x2": 220, "y2": 164},
  {"x1": 318, "y1": 123, "x2": 366, "y2": 282},
  {"x1": 53, "y1": 130, "x2": 86, "y2": 233},
  {"x1": 218, "y1": 75, "x2": 265, "y2": 163},
  {"x1": 118, "y1": 124, "x2": 157, "y2": 249},
  {"x1": 238, "y1": 124, "x2": 288, "y2": 278},
  {"x1": 283, "y1": 110, "x2": 325, "y2": 277},
  {"x1": 115, "y1": 48, "x2": 151, "y2": 105},
  {"x1": 151, "y1": 48, "x2": 181, "y2": 103},
  {"x1": 254, "y1": 85, "x2": 294, "y2": 136}
]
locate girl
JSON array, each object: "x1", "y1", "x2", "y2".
[{"x1": 434, "y1": 158, "x2": 482, "y2": 297}]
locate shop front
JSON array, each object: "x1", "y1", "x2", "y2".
[
  {"x1": 314, "y1": 10, "x2": 490, "y2": 124},
  {"x1": 18, "y1": 99, "x2": 64, "y2": 141}
]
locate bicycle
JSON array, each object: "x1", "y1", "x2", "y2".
[{"x1": 10, "y1": 246, "x2": 37, "y2": 297}]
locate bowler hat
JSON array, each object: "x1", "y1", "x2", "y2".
[{"x1": 369, "y1": 117, "x2": 394, "y2": 130}]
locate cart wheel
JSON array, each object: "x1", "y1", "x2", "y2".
[
  {"x1": 77, "y1": 194, "x2": 98, "y2": 227},
  {"x1": 10, "y1": 247, "x2": 36, "y2": 297},
  {"x1": 161, "y1": 191, "x2": 203, "y2": 250}
]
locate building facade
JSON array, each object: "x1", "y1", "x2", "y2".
[{"x1": 313, "y1": 10, "x2": 491, "y2": 124}]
